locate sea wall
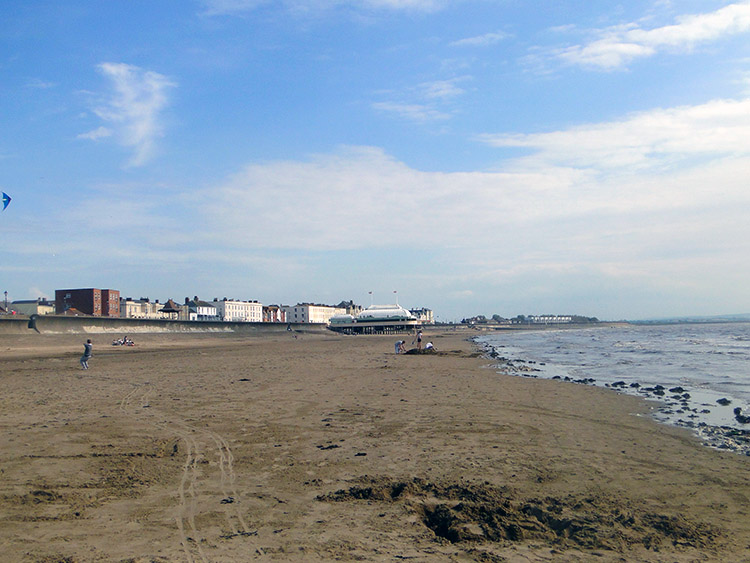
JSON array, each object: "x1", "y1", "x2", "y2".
[{"x1": 0, "y1": 315, "x2": 328, "y2": 336}]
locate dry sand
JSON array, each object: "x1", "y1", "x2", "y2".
[{"x1": 1, "y1": 329, "x2": 749, "y2": 562}]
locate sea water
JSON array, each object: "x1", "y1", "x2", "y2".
[{"x1": 476, "y1": 323, "x2": 750, "y2": 452}]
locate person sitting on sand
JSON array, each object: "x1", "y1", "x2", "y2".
[{"x1": 425, "y1": 342, "x2": 435, "y2": 350}]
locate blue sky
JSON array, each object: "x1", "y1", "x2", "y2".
[{"x1": 2, "y1": 0, "x2": 750, "y2": 321}]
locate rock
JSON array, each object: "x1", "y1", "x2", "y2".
[
  {"x1": 717, "y1": 398, "x2": 732, "y2": 406},
  {"x1": 669, "y1": 386, "x2": 685, "y2": 393},
  {"x1": 734, "y1": 407, "x2": 750, "y2": 424}
]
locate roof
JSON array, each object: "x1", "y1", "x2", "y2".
[{"x1": 356, "y1": 304, "x2": 415, "y2": 321}]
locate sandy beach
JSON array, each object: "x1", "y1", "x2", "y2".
[{"x1": 1, "y1": 329, "x2": 749, "y2": 562}]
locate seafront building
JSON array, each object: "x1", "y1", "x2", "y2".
[
  {"x1": 55, "y1": 288, "x2": 120, "y2": 317},
  {"x1": 212, "y1": 299, "x2": 263, "y2": 322},
  {"x1": 10, "y1": 298, "x2": 55, "y2": 316},
  {"x1": 282, "y1": 303, "x2": 346, "y2": 324},
  {"x1": 329, "y1": 303, "x2": 421, "y2": 334},
  {"x1": 409, "y1": 307, "x2": 434, "y2": 324},
  {"x1": 184, "y1": 298, "x2": 219, "y2": 321},
  {"x1": 527, "y1": 315, "x2": 573, "y2": 324},
  {"x1": 120, "y1": 297, "x2": 174, "y2": 319},
  {"x1": 263, "y1": 305, "x2": 286, "y2": 323},
  {"x1": 13, "y1": 286, "x2": 432, "y2": 328}
]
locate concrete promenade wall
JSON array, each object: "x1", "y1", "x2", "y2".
[{"x1": 0, "y1": 315, "x2": 329, "y2": 336}]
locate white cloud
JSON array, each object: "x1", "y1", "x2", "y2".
[
  {"x1": 420, "y1": 77, "x2": 467, "y2": 99},
  {"x1": 556, "y1": 1, "x2": 750, "y2": 69},
  {"x1": 81, "y1": 63, "x2": 175, "y2": 166},
  {"x1": 450, "y1": 31, "x2": 510, "y2": 47},
  {"x1": 373, "y1": 77, "x2": 468, "y2": 121},
  {"x1": 478, "y1": 97, "x2": 750, "y2": 172},
  {"x1": 372, "y1": 101, "x2": 451, "y2": 121},
  {"x1": 77, "y1": 126, "x2": 113, "y2": 141}
]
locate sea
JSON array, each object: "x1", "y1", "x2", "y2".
[{"x1": 475, "y1": 322, "x2": 750, "y2": 455}]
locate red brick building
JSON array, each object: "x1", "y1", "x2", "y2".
[{"x1": 55, "y1": 288, "x2": 121, "y2": 317}]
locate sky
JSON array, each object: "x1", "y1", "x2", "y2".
[{"x1": 2, "y1": 0, "x2": 750, "y2": 321}]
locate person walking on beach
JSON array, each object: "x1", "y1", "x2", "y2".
[{"x1": 80, "y1": 339, "x2": 93, "y2": 370}]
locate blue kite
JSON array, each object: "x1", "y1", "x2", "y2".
[{"x1": 2, "y1": 192, "x2": 10, "y2": 211}]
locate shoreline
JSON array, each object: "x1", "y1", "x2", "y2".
[
  {"x1": 475, "y1": 331, "x2": 750, "y2": 457},
  {"x1": 1, "y1": 330, "x2": 749, "y2": 561}
]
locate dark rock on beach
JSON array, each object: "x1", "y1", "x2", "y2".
[
  {"x1": 733, "y1": 408, "x2": 750, "y2": 424},
  {"x1": 717, "y1": 398, "x2": 732, "y2": 406}
]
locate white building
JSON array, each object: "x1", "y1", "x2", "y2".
[
  {"x1": 212, "y1": 299, "x2": 263, "y2": 322},
  {"x1": 357, "y1": 304, "x2": 415, "y2": 322},
  {"x1": 186, "y1": 299, "x2": 219, "y2": 321},
  {"x1": 528, "y1": 315, "x2": 573, "y2": 324},
  {"x1": 120, "y1": 298, "x2": 173, "y2": 319},
  {"x1": 409, "y1": 307, "x2": 434, "y2": 324},
  {"x1": 282, "y1": 303, "x2": 346, "y2": 324}
]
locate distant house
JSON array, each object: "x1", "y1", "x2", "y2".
[
  {"x1": 55, "y1": 288, "x2": 120, "y2": 317},
  {"x1": 409, "y1": 307, "x2": 434, "y2": 324},
  {"x1": 59, "y1": 307, "x2": 87, "y2": 316},
  {"x1": 120, "y1": 297, "x2": 173, "y2": 319},
  {"x1": 11, "y1": 298, "x2": 56, "y2": 316},
  {"x1": 528, "y1": 315, "x2": 573, "y2": 324},
  {"x1": 185, "y1": 297, "x2": 219, "y2": 321},
  {"x1": 336, "y1": 300, "x2": 363, "y2": 316},
  {"x1": 158, "y1": 299, "x2": 183, "y2": 320},
  {"x1": 282, "y1": 303, "x2": 346, "y2": 324},
  {"x1": 263, "y1": 305, "x2": 286, "y2": 323},
  {"x1": 212, "y1": 299, "x2": 263, "y2": 322}
]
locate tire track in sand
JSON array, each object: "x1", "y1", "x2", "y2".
[{"x1": 118, "y1": 382, "x2": 260, "y2": 561}]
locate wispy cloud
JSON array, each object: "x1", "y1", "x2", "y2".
[
  {"x1": 450, "y1": 30, "x2": 510, "y2": 47},
  {"x1": 372, "y1": 101, "x2": 451, "y2": 121},
  {"x1": 373, "y1": 76, "x2": 468, "y2": 121},
  {"x1": 25, "y1": 78, "x2": 57, "y2": 89},
  {"x1": 421, "y1": 78, "x2": 467, "y2": 99},
  {"x1": 555, "y1": 1, "x2": 750, "y2": 70},
  {"x1": 79, "y1": 63, "x2": 175, "y2": 166},
  {"x1": 77, "y1": 126, "x2": 112, "y2": 141}
]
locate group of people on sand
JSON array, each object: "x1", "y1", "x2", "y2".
[
  {"x1": 111, "y1": 335, "x2": 135, "y2": 346},
  {"x1": 394, "y1": 330, "x2": 435, "y2": 354}
]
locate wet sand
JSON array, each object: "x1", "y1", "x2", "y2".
[{"x1": 1, "y1": 330, "x2": 749, "y2": 562}]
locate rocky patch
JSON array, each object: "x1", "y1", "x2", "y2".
[{"x1": 317, "y1": 477, "x2": 721, "y2": 553}]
